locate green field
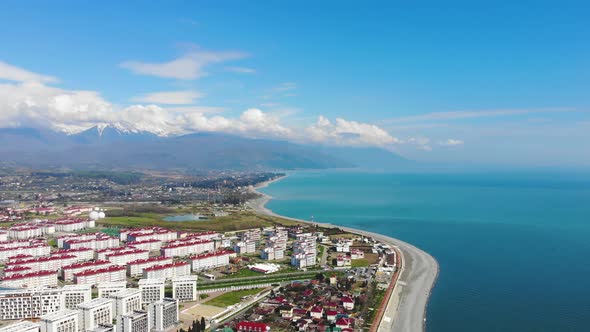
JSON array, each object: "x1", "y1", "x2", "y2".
[
  {"x1": 351, "y1": 258, "x2": 370, "y2": 268},
  {"x1": 204, "y1": 288, "x2": 265, "y2": 308},
  {"x1": 99, "y1": 211, "x2": 302, "y2": 232}
]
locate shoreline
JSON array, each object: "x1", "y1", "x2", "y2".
[{"x1": 247, "y1": 174, "x2": 439, "y2": 332}]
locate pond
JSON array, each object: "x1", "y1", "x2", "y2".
[{"x1": 163, "y1": 214, "x2": 209, "y2": 222}]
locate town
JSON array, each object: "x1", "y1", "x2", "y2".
[{"x1": 0, "y1": 173, "x2": 400, "y2": 332}]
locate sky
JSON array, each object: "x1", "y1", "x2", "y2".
[{"x1": 0, "y1": 0, "x2": 589, "y2": 167}]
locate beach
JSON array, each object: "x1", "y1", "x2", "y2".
[{"x1": 247, "y1": 176, "x2": 439, "y2": 332}]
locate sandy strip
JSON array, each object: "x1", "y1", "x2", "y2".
[{"x1": 247, "y1": 175, "x2": 439, "y2": 332}]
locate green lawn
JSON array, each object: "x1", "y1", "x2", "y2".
[
  {"x1": 351, "y1": 258, "x2": 370, "y2": 268},
  {"x1": 204, "y1": 288, "x2": 264, "y2": 308}
]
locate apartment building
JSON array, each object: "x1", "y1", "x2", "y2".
[
  {"x1": 189, "y1": 250, "x2": 232, "y2": 271},
  {"x1": 77, "y1": 298, "x2": 113, "y2": 332},
  {"x1": 148, "y1": 298, "x2": 178, "y2": 332},
  {"x1": 171, "y1": 276, "x2": 197, "y2": 302},
  {"x1": 233, "y1": 240, "x2": 256, "y2": 255},
  {"x1": 115, "y1": 311, "x2": 149, "y2": 332},
  {"x1": 126, "y1": 256, "x2": 172, "y2": 277},
  {"x1": 142, "y1": 262, "x2": 190, "y2": 280},
  {"x1": 74, "y1": 266, "x2": 126, "y2": 286},
  {"x1": 1, "y1": 270, "x2": 58, "y2": 288},
  {"x1": 0, "y1": 321, "x2": 40, "y2": 332},
  {"x1": 126, "y1": 239, "x2": 162, "y2": 251},
  {"x1": 97, "y1": 282, "x2": 126, "y2": 299},
  {"x1": 61, "y1": 260, "x2": 112, "y2": 282},
  {"x1": 61, "y1": 285, "x2": 92, "y2": 309},
  {"x1": 0, "y1": 288, "x2": 64, "y2": 320},
  {"x1": 0, "y1": 244, "x2": 51, "y2": 261},
  {"x1": 109, "y1": 289, "x2": 141, "y2": 317},
  {"x1": 138, "y1": 278, "x2": 165, "y2": 305},
  {"x1": 39, "y1": 309, "x2": 78, "y2": 332},
  {"x1": 6, "y1": 255, "x2": 78, "y2": 273},
  {"x1": 105, "y1": 249, "x2": 149, "y2": 266},
  {"x1": 50, "y1": 248, "x2": 95, "y2": 262},
  {"x1": 160, "y1": 239, "x2": 214, "y2": 258}
]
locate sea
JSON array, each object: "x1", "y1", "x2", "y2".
[{"x1": 258, "y1": 169, "x2": 590, "y2": 332}]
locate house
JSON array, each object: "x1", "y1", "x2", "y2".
[
  {"x1": 310, "y1": 306, "x2": 323, "y2": 319},
  {"x1": 335, "y1": 317, "x2": 353, "y2": 329},
  {"x1": 326, "y1": 310, "x2": 338, "y2": 322},
  {"x1": 342, "y1": 297, "x2": 355, "y2": 310},
  {"x1": 236, "y1": 321, "x2": 270, "y2": 332}
]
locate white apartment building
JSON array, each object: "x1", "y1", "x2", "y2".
[
  {"x1": 182, "y1": 231, "x2": 220, "y2": 241},
  {"x1": 109, "y1": 289, "x2": 141, "y2": 317},
  {"x1": 126, "y1": 239, "x2": 162, "y2": 251},
  {"x1": 8, "y1": 226, "x2": 42, "y2": 240},
  {"x1": 61, "y1": 260, "x2": 112, "y2": 282},
  {"x1": 142, "y1": 262, "x2": 190, "y2": 280},
  {"x1": 3, "y1": 266, "x2": 32, "y2": 277},
  {"x1": 125, "y1": 229, "x2": 177, "y2": 243},
  {"x1": 233, "y1": 240, "x2": 256, "y2": 254},
  {"x1": 58, "y1": 234, "x2": 98, "y2": 249},
  {"x1": 261, "y1": 246, "x2": 285, "y2": 261},
  {"x1": 138, "y1": 278, "x2": 165, "y2": 305},
  {"x1": 171, "y1": 276, "x2": 197, "y2": 302},
  {"x1": 61, "y1": 285, "x2": 92, "y2": 309},
  {"x1": 39, "y1": 309, "x2": 78, "y2": 332},
  {"x1": 291, "y1": 252, "x2": 317, "y2": 269},
  {"x1": 0, "y1": 287, "x2": 64, "y2": 320},
  {"x1": 97, "y1": 282, "x2": 126, "y2": 299},
  {"x1": 1, "y1": 270, "x2": 58, "y2": 289},
  {"x1": 53, "y1": 219, "x2": 94, "y2": 233},
  {"x1": 77, "y1": 298, "x2": 113, "y2": 332},
  {"x1": 160, "y1": 239, "x2": 214, "y2": 258},
  {"x1": 51, "y1": 248, "x2": 95, "y2": 262},
  {"x1": 106, "y1": 249, "x2": 149, "y2": 266},
  {"x1": 115, "y1": 311, "x2": 149, "y2": 332},
  {"x1": 0, "y1": 244, "x2": 51, "y2": 261},
  {"x1": 189, "y1": 250, "x2": 232, "y2": 271},
  {"x1": 126, "y1": 256, "x2": 172, "y2": 277},
  {"x1": 74, "y1": 266, "x2": 126, "y2": 286},
  {"x1": 148, "y1": 298, "x2": 178, "y2": 332},
  {"x1": 0, "y1": 321, "x2": 40, "y2": 332},
  {"x1": 6, "y1": 255, "x2": 78, "y2": 273},
  {"x1": 63, "y1": 236, "x2": 119, "y2": 251},
  {"x1": 0, "y1": 231, "x2": 7, "y2": 242}
]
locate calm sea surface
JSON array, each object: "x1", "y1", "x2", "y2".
[{"x1": 259, "y1": 170, "x2": 590, "y2": 332}]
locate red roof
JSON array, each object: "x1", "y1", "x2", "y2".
[
  {"x1": 128, "y1": 256, "x2": 170, "y2": 265},
  {"x1": 236, "y1": 322, "x2": 269, "y2": 331},
  {"x1": 107, "y1": 249, "x2": 148, "y2": 257},
  {"x1": 143, "y1": 261, "x2": 189, "y2": 272},
  {"x1": 74, "y1": 265, "x2": 125, "y2": 277},
  {"x1": 4, "y1": 266, "x2": 32, "y2": 272},
  {"x1": 127, "y1": 239, "x2": 161, "y2": 245},
  {"x1": 62, "y1": 260, "x2": 111, "y2": 270},
  {"x1": 7, "y1": 254, "x2": 77, "y2": 266},
  {"x1": 189, "y1": 250, "x2": 234, "y2": 260},
  {"x1": 2, "y1": 270, "x2": 56, "y2": 280},
  {"x1": 52, "y1": 247, "x2": 93, "y2": 254},
  {"x1": 162, "y1": 239, "x2": 212, "y2": 249}
]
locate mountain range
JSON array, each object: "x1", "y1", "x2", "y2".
[{"x1": 0, "y1": 126, "x2": 410, "y2": 171}]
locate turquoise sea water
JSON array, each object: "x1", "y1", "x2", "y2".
[{"x1": 259, "y1": 170, "x2": 590, "y2": 332}]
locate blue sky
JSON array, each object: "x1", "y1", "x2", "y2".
[{"x1": 0, "y1": 1, "x2": 589, "y2": 166}]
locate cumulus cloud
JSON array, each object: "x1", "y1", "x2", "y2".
[
  {"x1": 130, "y1": 90, "x2": 202, "y2": 105},
  {"x1": 305, "y1": 116, "x2": 398, "y2": 147},
  {"x1": 0, "y1": 61, "x2": 58, "y2": 83},
  {"x1": 225, "y1": 66, "x2": 256, "y2": 74},
  {"x1": 0, "y1": 61, "x2": 407, "y2": 150},
  {"x1": 438, "y1": 139, "x2": 464, "y2": 146},
  {"x1": 120, "y1": 50, "x2": 247, "y2": 80}
]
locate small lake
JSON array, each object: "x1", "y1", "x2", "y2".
[{"x1": 163, "y1": 214, "x2": 209, "y2": 222}]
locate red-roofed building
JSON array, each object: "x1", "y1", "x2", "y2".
[
  {"x1": 50, "y1": 247, "x2": 94, "y2": 262},
  {"x1": 341, "y1": 296, "x2": 355, "y2": 310},
  {"x1": 236, "y1": 321, "x2": 270, "y2": 332},
  {"x1": 61, "y1": 260, "x2": 112, "y2": 281},
  {"x1": 126, "y1": 256, "x2": 173, "y2": 277},
  {"x1": 126, "y1": 238, "x2": 162, "y2": 251},
  {"x1": 6, "y1": 254, "x2": 78, "y2": 273},
  {"x1": 74, "y1": 265, "x2": 126, "y2": 286},
  {"x1": 0, "y1": 270, "x2": 58, "y2": 288},
  {"x1": 160, "y1": 239, "x2": 214, "y2": 258},
  {"x1": 106, "y1": 248, "x2": 149, "y2": 266},
  {"x1": 189, "y1": 250, "x2": 233, "y2": 271},
  {"x1": 142, "y1": 261, "x2": 190, "y2": 280}
]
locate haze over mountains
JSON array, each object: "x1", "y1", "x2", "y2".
[{"x1": 0, "y1": 126, "x2": 409, "y2": 171}]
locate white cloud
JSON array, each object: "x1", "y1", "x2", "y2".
[
  {"x1": 120, "y1": 50, "x2": 247, "y2": 80},
  {"x1": 130, "y1": 90, "x2": 203, "y2": 105},
  {"x1": 305, "y1": 116, "x2": 398, "y2": 147},
  {"x1": 382, "y1": 107, "x2": 577, "y2": 124},
  {"x1": 225, "y1": 66, "x2": 256, "y2": 74},
  {"x1": 438, "y1": 139, "x2": 464, "y2": 146},
  {"x1": 0, "y1": 61, "x2": 58, "y2": 83}
]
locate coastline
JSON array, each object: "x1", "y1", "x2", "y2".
[{"x1": 247, "y1": 174, "x2": 439, "y2": 332}]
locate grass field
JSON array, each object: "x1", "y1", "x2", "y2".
[
  {"x1": 204, "y1": 288, "x2": 265, "y2": 308},
  {"x1": 351, "y1": 258, "x2": 370, "y2": 268},
  {"x1": 98, "y1": 211, "x2": 302, "y2": 232}
]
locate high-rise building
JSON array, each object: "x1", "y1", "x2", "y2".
[
  {"x1": 77, "y1": 298, "x2": 113, "y2": 332},
  {"x1": 61, "y1": 284, "x2": 92, "y2": 309},
  {"x1": 109, "y1": 289, "x2": 141, "y2": 317},
  {"x1": 39, "y1": 309, "x2": 78, "y2": 332},
  {"x1": 97, "y1": 282, "x2": 126, "y2": 299},
  {"x1": 148, "y1": 298, "x2": 178, "y2": 332},
  {"x1": 116, "y1": 311, "x2": 149, "y2": 332},
  {"x1": 171, "y1": 276, "x2": 197, "y2": 302},
  {"x1": 0, "y1": 321, "x2": 40, "y2": 332},
  {"x1": 138, "y1": 278, "x2": 165, "y2": 305}
]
